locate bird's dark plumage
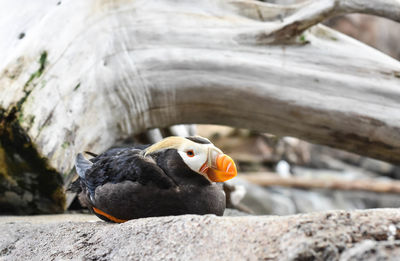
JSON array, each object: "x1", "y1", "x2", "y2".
[
  {"x1": 69, "y1": 137, "x2": 231, "y2": 222},
  {"x1": 185, "y1": 136, "x2": 211, "y2": 144}
]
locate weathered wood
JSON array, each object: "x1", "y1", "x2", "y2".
[
  {"x1": 0, "y1": 0, "x2": 400, "y2": 213},
  {"x1": 241, "y1": 173, "x2": 400, "y2": 194}
]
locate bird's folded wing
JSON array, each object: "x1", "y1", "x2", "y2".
[{"x1": 85, "y1": 148, "x2": 176, "y2": 191}]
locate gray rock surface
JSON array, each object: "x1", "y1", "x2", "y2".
[
  {"x1": 2, "y1": 209, "x2": 400, "y2": 260},
  {"x1": 340, "y1": 240, "x2": 400, "y2": 261}
]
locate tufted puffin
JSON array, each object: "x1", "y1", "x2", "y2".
[{"x1": 69, "y1": 136, "x2": 237, "y2": 223}]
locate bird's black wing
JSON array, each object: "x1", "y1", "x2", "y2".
[
  {"x1": 83, "y1": 147, "x2": 175, "y2": 197},
  {"x1": 88, "y1": 145, "x2": 151, "y2": 163}
]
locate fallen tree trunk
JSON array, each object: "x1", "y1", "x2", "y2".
[
  {"x1": 1, "y1": 0, "x2": 400, "y2": 213},
  {"x1": 2, "y1": 209, "x2": 400, "y2": 260},
  {"x1": 241, "y1": 173, "x2": 400, "y2": 194}
]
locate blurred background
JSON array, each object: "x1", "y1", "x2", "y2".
[{"x1": 197, "y1": 124, "x2": 400, "y2": 215}]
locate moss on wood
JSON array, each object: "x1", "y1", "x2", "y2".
[
  {"x1": 0, "y1": 51, "x2": 65, "y2": 214},
  {"x1": 0, "y1": 108, "x2": 65, "y2": 214},
  {"x1": 23, "y1": 51, "x2": 47, "y2": 91},
  {"x1": 73, "y1": 83, "x2": 80, "y2": 91}
]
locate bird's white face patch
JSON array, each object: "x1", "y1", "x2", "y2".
[
  {"x1": 176, "y1": 141, "x2": 221, "y2": 179},
  {"x1": 144, "y1": 136, "x2": 227, "y2": 182}
]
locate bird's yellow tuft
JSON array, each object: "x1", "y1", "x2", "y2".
[{"x1": 144, "y1": 136, "x2": 189, "y2": 156}]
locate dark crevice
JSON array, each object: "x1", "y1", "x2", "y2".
[
  {"x1": 0, "y1": 51, "x2": 65, "y2": 214},
  {"x1": 0, "y1": 108, "x2": 65, "y2": 214}
]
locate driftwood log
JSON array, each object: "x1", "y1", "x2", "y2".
[
  {"x1": 240, "y1": 173, "x2": 400, "y2": 194},
  {"x1": 0, "y1": 0, "x2": 400, "y2": 213}
]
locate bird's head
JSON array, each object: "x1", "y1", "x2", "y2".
[{"x1": 145, "y1": 136, "x2": 237, "y2": 183}]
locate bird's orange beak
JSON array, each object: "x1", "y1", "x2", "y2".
[{"x1": 200, "y1": 149, "x2": 237, "y2": 182}]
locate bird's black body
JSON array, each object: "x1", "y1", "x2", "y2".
[{"x1": 70, "y1": 145, "x2": 226, "y2": 222}]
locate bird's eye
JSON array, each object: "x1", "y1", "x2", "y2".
[{"x1": 186, "y1": 150, "x2": 195, "y2": 157}]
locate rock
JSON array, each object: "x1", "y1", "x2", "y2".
[
  {"x1": 2, "y1": 209, "x2": 400, "y2": 260},
  {"x1": 340, "y1": 240, "x2": 400, "y2": 261},
  {"x1": 359, "y1": 158, "x2": 395, "y2": 176},
  {"x1": 226, "y1": 176, "x2": 400, "y2": 215},
  {"x1": 227, "y1": 178, "x2": 297, "y2": 215},
  {"x1": 0, "y1": 213, "x2": 97, "y2": 224}
]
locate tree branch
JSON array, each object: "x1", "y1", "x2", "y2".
[
  {"x1": 338, "y1": 0, "x2": 400, "y2": 23},
  {"x1": 231, "y1": 0, "x2": 400, "y2": 42},
  {"x1": 240, "y1": 173, "x2": 400, "y2": 194}
]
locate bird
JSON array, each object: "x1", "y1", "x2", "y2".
[{"x1": 69, "y1": 136, "x2": 237, "y2": 223}]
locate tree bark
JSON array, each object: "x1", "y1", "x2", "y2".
[{"x1": 0, "y1": 0, "x2": 400, "y2": 213}]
